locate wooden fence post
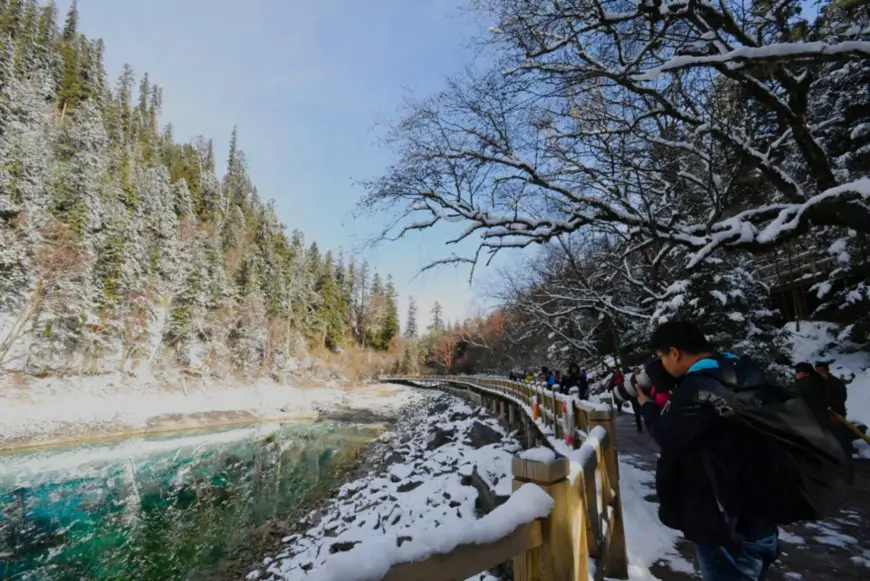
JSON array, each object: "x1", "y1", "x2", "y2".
[
  {"x1": 512, "y1": 455, "x2": 573, "y2": 581},
  {"x1": 587, "y1": 411, "x2": 629, "y2": 579},
  {"x1": 522, "y1": 414, "x2": 536, "y2": 448}
]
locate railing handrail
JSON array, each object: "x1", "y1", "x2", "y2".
[
  {"x1": 381, "y1": 519, "x2": 543, "y2": 581},
  {"x1": 378, "y1": 374, "x2": 629, "y2": 581}
]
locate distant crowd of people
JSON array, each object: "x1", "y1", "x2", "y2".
[{"x1": 508, "y1": 364, "x2": 590, "y2": 399}]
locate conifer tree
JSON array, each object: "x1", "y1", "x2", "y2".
[
  {"x1": 57, "y1": 0, "x2": 80, "y2": 119},
  {"x1": 429, "y1": 301, "x2": 444, "y2": 334},
  {"x1": 315, "y1": 251, "x2": 345, "y2": 347},
  {"x1": 379, "y1": 275, "x2": 399, "y2": 348},
  {"x1": 406, "y1": 296, "x2": 418, "y2": 338},
  {"x1": 0, "y1": 1, "x2": 406, "y2": 375}
]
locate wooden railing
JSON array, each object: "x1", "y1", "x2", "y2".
[
  {"x1": 382, "y1": 519, "x2": 544, "y2": 581},
  {"x1": 756, "y1": 251, "x2": 836, "y2": 288},
  {"x1": 384, "y1": 374, "x2": 614, "y2": 446},
  {"x1": 379, "y1": 375, "x2": 629, "y2": 581}
]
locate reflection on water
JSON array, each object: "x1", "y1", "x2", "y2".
[{"x1": 0, "y1": 422, "x2": 378, "y2": 581}]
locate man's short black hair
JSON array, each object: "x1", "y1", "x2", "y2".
[
  {"x1": 644, "y1": 357, "x2": 676, "y2": 391},
  {"x1": 795, "y1": 362, "x2": 814, "y2": 375},
  {"x1": 649, "y1": 321, "x2": 711, "y2": 355},
  {"x1": 814, "y1": 361, "x2": 830, "y2": 371}
]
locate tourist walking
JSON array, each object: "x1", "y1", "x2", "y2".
[
  {"x1": 639, "y1": 321, "x2": 851, "y2": 581},
  {"x1": 638, "y1": 321, "x2": 780, "y2": 580}
]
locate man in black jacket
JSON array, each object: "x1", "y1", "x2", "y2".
[
  {"x1": 814, "y1": 362, "x2": 848, "y2": 417},
  {"x1": 637, "y1": 321, "x2": 780, "y2": 581},
  {"x1": 813, "y1": 361, "x2": 853, "y2": 455},
  {"x1": 794, "y1": 362, "x2": 831, "y2": 418}
]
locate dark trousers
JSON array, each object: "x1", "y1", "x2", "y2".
[
  {"x1": 630, "y1": 400, "x2": 643, "y2": 433},
  {"x1": 696, "y1": 531, "x2": 780, "y2": 581},
  {"x1": 831, "y1": 421, "x2": 854, "y2": 457}
]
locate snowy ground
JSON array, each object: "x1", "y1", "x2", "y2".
[{"x1": 0, "y1": 371, "x2": 423, "y2": 447}]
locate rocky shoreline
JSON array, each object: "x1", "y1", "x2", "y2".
[
  {"x1": 245, "y1": 391, "x2": 520, "y2": 581},
  {"x1": 201, "y1": 409, "x2": 412, "y2": 581}
]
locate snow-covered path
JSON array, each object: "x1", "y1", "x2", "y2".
[{"x1": 614, "y1": 414, "x2": 870, "y2": 581}]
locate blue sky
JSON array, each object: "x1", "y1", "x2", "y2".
[{"x1": 61, "y1": 0, "x2": 510, "y2": 328}]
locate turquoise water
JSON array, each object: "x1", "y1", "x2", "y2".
[{"x1": 0, "y1": 422, "x2": 378, "y2": 581}]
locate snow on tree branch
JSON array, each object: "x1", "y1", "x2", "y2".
[{"x1": 363, "y1": 0, "x2": 870, "y2": 274}]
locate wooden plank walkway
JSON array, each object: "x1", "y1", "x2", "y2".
[{"x1": 614, "y1": 414, "x2": 870, "y2": 580}]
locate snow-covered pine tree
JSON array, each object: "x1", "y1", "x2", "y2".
[
  {"x1": 136, "y1": 165, "x2": 178, "y2": 284},
  {"x1": 33, "y1": 68, "x2": 109, "y2": 371},
  {"x1": 0, "y1": 1, "x2": 408, "y2": 378},
  {"x1": 165, "y1": 216, "x2": 210, "y2": 367},
  {"x1": 650, "y1": 254, "x2": 789, "y2": 378},
  {"x1": 406, "y1": 296, "x2": 418, "y2": 338},
  {"x1": 806, "y1": 5, "x2": 870, "y2": 346},
  {"x1": 0, "y1": 32, "x2": 52, "y2": 317},
  {"x1": 172, "y1": 178, "x2": 192, "y2": 219},
  {"x1": 229, "y1": 253, "x2": 266, "y2": 373}
]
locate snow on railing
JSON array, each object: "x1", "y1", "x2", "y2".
[
  {"x1": 379, "y1": 374, "x2": 629, "y2": 581},
  {"x1": 309, "y1": 483, "x2": 553, "y2": 581}
]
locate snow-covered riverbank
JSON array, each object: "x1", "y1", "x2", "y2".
[
  {"x1": 248, "y1": 392, "x2": 524, "y2": 581},
  {"x1": 0, "y1": 371, "x2": 422, "y2": 450}
]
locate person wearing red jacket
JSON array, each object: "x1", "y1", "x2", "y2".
[{"x1": 613, "y1": 369, "x2": 624, "y2": 386}]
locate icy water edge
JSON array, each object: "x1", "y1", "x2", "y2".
[{"x1": 0, "y1": 421, "x2": 380, "y2": 581}]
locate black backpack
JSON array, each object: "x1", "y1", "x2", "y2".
[{"x1": 714, "y1": 354, "x2": 853, "y2": 525}]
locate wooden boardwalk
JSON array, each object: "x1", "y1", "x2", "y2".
[{"x1": 614, "y1": 414, "x2": 870, "y2": 580}]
